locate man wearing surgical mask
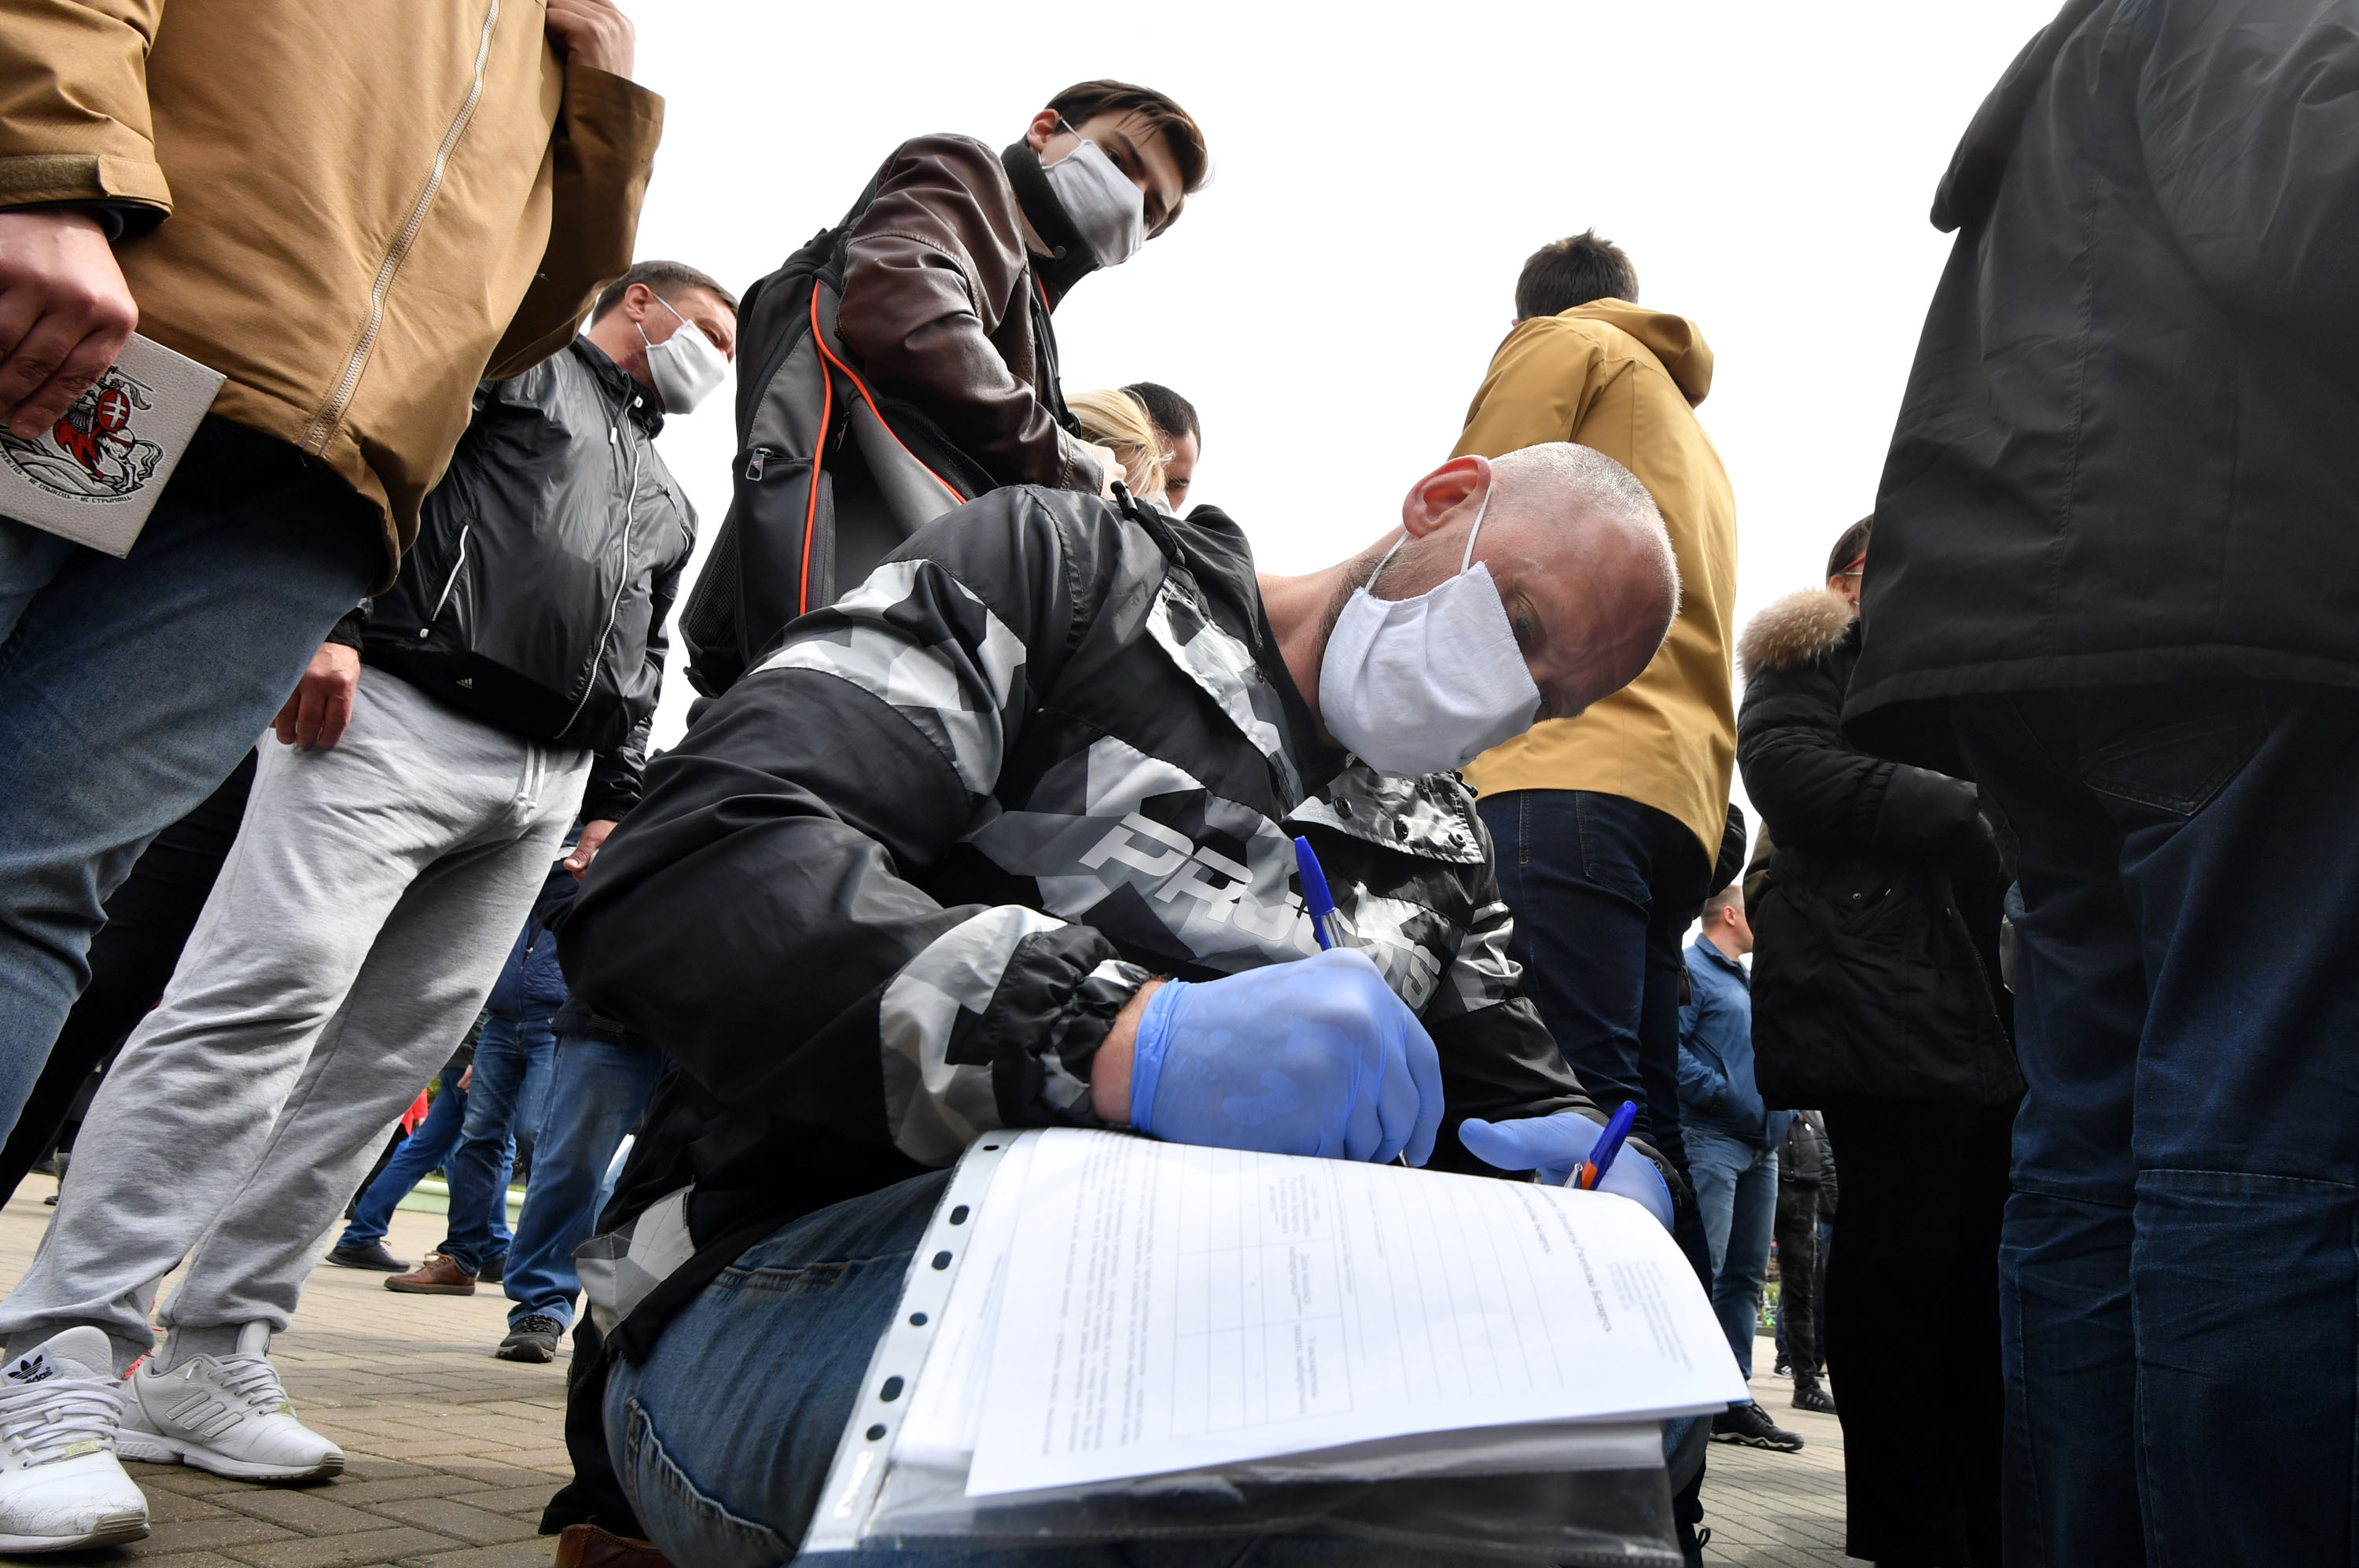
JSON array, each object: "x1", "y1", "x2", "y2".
[
  {"x1": 0, "y1": 261, "x2": 735, "y2": 1504},
  {"x1": 542, "y1": 442, "x2": 1685, "y2": 1562},
  {"x1": 834, "y1": 80, "x2": 1208, "y2": 506}
]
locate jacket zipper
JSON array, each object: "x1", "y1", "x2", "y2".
[
  {"x1": 559, "y1": 401, "x2": 644, "y2": 737},
  {"x1": 426, "y1": 522, "x2": 473, "y2": 627},
  {"x1": 300, "y1": 0, "x2": 503, "y2": 456}
]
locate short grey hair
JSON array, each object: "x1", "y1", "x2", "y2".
[
  {"x1": 592, "y1": 260, "x2": 739, "y2": 321},
  {"x1": 1492, "y1": 441, "x2": 1680, "y2": 613}
]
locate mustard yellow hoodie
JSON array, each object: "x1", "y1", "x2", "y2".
[{"x1": 1450, "y1": 299, "x2": 1738, "y2": 857}]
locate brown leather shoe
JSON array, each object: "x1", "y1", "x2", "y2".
[
  {"x1": 554, "y1": 1522, "x2": 674, "y2": 1567},
  {"x1": 385, "y1": 1252, "x2": 477, "y2": 1295}
]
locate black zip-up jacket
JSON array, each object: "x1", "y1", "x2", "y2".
[
  {"x1": 1848, "y1": 0, "x2": 2359, "y2": 769},
  {"x1": 334, "y1": 338, "x2": 695, "y2": 819},
  {"x1": 559, "y1": 487, "x2": 1627, "y2": 1357},
  {"x1": 1739, "y1": 590, "x2": 2020, "y2": 1109}
]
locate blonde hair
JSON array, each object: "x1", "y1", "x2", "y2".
[{"x1": 1068, "y1": 388, "x2": 1168, "y2": 502}]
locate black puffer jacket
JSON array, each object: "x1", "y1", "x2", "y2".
[
  {"x1": 1738, "y1": 590, "x2": 2019, "y2": 1107},
  {"x1": 348, "y1": 338, "x2": 695, "y2": 819},
  {"x1": 1847, "y1": 0, "x2": 2359, "y2": 769}
]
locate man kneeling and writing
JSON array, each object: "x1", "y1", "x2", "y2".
[{"x1": 550, "y1": 446, "x2": 1735, "y2": 1564}]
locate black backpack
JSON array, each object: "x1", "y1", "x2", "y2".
[{"x1": 678, "y1": 213, "x2": 1003, "y2": 697}]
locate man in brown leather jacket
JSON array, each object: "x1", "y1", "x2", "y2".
[{"x1": 836, "y1": 79, "x2": 1209, "y2": 497}]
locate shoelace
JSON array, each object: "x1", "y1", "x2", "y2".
[
  {"x1": 208, "y1": 1355, "x2": 295, "y2": 1416},
  {"x1": 0, "y1": 1376, "x2": 123, "y2": 1466}
]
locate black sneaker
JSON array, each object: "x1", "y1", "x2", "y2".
[
  {"x1": 477, "y1": 1252, "x2": 505, "y2": 1286},
  {"x1": 1792, "y1": 1378, "x2": 1838, "y2": 1415},
  {"x1": 1772, "y1": 1357, "x2": 1791, "y2": 1378},
  {"x1": 1712, "y1": 1402, "x2": 1805, "y2": 1452},
  {"x1": 495, "y1": 1315, "x2": 565, "y2": 1364},
  {"x1": 324, "y1": 1241, "x2": 407, "y2": 1272}
]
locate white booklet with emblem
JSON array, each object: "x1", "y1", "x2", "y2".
[
  {"x1": 805, "y1": 1128, "x2": 1743, "y2": 1558},
  {"x1": 0, "y1": 333, "x2": 225, "y2": 557}
]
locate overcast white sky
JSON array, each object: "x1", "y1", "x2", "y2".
[{"x1": 627, "y1": 0, "x2": 2062, "y2": 752}]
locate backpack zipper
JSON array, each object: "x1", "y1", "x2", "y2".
[{"x1": 300, "y1": 0, "x2": 502, "y2": 456}]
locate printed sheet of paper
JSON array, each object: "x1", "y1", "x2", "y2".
[
  {"x1": 963, "y1": 1128, "x2": 1743, "y2": 1497},
  {"x1": 0, "y1": 333, "x2": 224, "y2": 556}
]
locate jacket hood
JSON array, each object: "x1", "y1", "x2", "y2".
[
  {"x1": 1566, "y1": 299, "x2": 1714, "y2": 405},
  {"x1": 1739, "y1": 588, "x2": 1854, "y2": 678}
]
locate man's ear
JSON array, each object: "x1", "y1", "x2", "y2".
[
  {"x1": 1400, "y1": 455, "x2": 1491, "y2": 539},
  {"x1": 621, "y1": 282, "x2": 656, "y2": 326},
  {"x1": 1025, "y1": 109, "x2": 1063, "y2": 153}
]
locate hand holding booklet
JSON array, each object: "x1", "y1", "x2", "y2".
[
  {"x1": 808, "y1": 1128, "x2": 1745, "y2": 1562},
  {"x1": 0, "y1": 334, "x2": 224, "y2": 557}
]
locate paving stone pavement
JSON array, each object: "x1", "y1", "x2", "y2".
[
  {"x1": 0, "y1": 1176, "x2": 1853, "y2": 1566},
  {"x1": 0, "y1": 1180, "x2": 569, "y2": 1566}
]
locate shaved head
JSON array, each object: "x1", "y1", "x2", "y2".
[{"x1": 1337, "y1": 442, "x2": 1679, "y2": 725}]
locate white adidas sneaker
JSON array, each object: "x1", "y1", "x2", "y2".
[
  {"x1": 117, "y1": 1323, "x2": 344, "y2": 1482},
  {"x1": 0, "y1": 1326, "x2": 149, "y2": 1552}
]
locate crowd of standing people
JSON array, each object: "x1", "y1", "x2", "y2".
[{"x1": 0, "y1": 0, "x2": 2351, "y2": 1565}]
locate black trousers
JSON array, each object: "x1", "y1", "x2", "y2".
[
  {"x1": 1773, "y1": 1181, "x2": 1824, "y2": 1377},
  {"x1": 0, "y1": 751, "x2": 255, "y2": 1198},
  {"x1": 1820, "y1": 1095, "x2": 2014, "y2": 1567}
]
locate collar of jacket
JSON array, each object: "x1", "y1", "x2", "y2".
[
  {"x1": 569, "y1": 337, "x2": 666, "y2": 437},
  {"x1": 1691, "y1": 933, "x2": 1750, "y2": 984},
  {"x1": 1286, "y1": 764, "x2": 1487, "y2": 863},
  {"x1": 1001, "y1": 139, "x2": 1099, "y2": 307},
  {"x1": 1737, "y1": 587, "x2": 1855, "y2": 678}
]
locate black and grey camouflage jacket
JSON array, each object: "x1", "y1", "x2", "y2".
[{"x1": 561, "y1": 486, "x2": 1595, "y2": 1353}]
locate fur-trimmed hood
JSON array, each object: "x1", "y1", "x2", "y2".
[{"x1": 1739, "y1": 589, "x2": 1857, "y2": 678}]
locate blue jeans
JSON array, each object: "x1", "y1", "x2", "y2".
[
  {"x1": 607, "y1": 1172, "x2": 1576, "y2": 1568},
  {"x1": 1953, "y1": 684, "x2": 2359, "y2": 1566},
  {"x1": 337, "y1": 1065, "x2": 506, "y2": 1250},
  {"x1": 504, "y1": 1032, "x2": 663, "y2": 1329},
  {"x1": 0, "y1": 419, "x2": 376, "y2": 1139},
  {"x1": 440, "y1": 1013, "x2": 555, "y2": 1275},
  {"x1": 1686, "y1": 1128, "x2": 1776, "y2": 1378}
]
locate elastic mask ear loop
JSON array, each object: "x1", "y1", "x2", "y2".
[{"x1": 1458, "y1": 480, "x2": 1496, "y2": 574}]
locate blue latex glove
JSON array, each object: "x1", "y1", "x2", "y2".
[
  {"x1": 1457, "y1": 1113, "x2": 1676, "y2": 1229},
  {"x1": 1129, "y1": 947, "x2": 1445, "y2": 1165}
]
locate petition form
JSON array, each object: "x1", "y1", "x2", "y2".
[{"x1": 963, "y1": 1128, "x2": 1742, "y2": 1497}]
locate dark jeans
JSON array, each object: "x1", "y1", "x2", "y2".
[
  {"x1": 0, "y1": 418, "x2": 376, "y2": 1139},
  {"x1": 503, "y1": 1032, "x2": 664, "y2": 1330},
  {"x1": 1476, "y1": 790, "x2": 1712, "y2": 1215},
  {"x1": 1772, "y1": 1187, "x2": 1824, "y2": 1378},
  {"x1": 0, "y1": 753, "x2": 256, "y2": 1200},
  {"x1": 1820, "y1": 1095, "x2": 2010, "y2": 1566},
  {"x1": 440, "y1": 1012, "x2": 555, "y2": 1275},
  {"x1": 1953, "y1": 683, "x2": 2359, "y2": 1566},
  {"x1": 336, "y1": 1066, "x2": 499, "y2": 1253}
]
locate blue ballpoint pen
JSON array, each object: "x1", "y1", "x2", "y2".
[
  {"x1": 1574, "y1": 1100, "x2": 1640, "y2": 1191},
  {"x1": 1293, "y1": 836, "x2": 1340, "y2": 951}
]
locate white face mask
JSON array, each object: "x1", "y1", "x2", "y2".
[
  {"x1": 1316, "y1": 484, "x2": 1546, "y2": 776},
  {"x1": 637, "y1": 295, "x2": 728, "y2": 414},
  {"x1": 1041, "y1": 134, "x2": 1146, "y2": 268}
]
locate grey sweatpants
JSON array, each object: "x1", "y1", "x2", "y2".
[{"x1": 0, "y1": 668, "x2": 589, "y2": 1371}]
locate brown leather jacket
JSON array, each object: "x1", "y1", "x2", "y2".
[
  {"x1": 836, "y1": 134, "x2": 1101, "y2": 494},
  {"x1": 0, "y1": 0, "x2": 664, "y2": 587}
]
